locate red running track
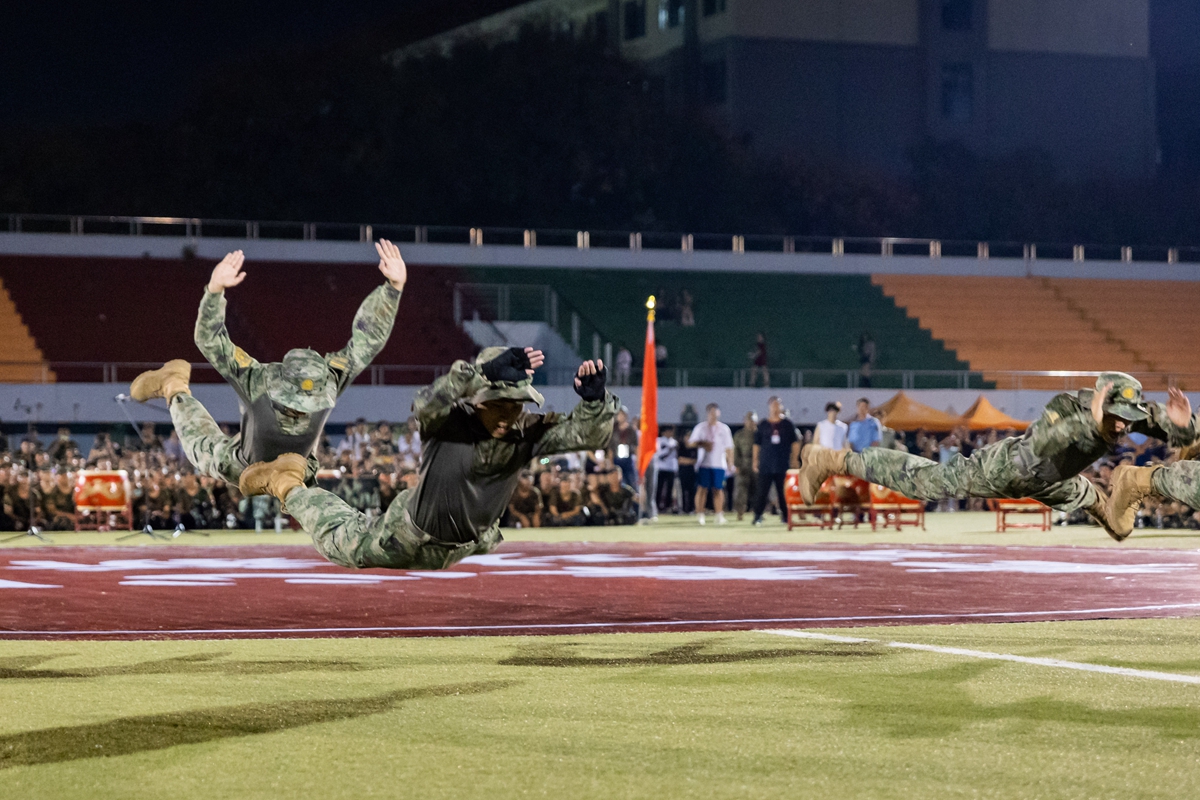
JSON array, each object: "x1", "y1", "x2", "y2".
[{"x1": 3, "y1": 542, "x2": 1200, "y2": 640}]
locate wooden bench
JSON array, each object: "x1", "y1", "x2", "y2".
[
  {"x1": 995, "y1": 498, "x2": 1051, "y2": 532},
  {"x1": 868, "y1": 483, "x2": 926, "y2": 531}
]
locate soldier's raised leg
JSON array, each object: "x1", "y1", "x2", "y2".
[
  {"x1": 800, "y1": 444, "x2": 979, "y2": 505},
  {"x1": 240, "y1": 454, "x2": 490, "y2": 571},
  {"x1": 130, "y1": 359, "x2": 243, "y2": 484}
]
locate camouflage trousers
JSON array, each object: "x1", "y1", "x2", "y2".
[
  {"x1": 1151, "y1": 461, "x2": 1200, "y2": 507},
  {"x1": 169, "y1": 393, "x2": 317, "y2": 484},
  {"x1": 845, "y1": 441, "x2": 1098, "y2": 512},
  {"x1": 733, "y1": 469, "x2": 757, "y2": 514},
  {"x1": 285, "y1": 485, "x2": 503, "y2": 571}
]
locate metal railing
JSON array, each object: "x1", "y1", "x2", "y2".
[
  {"x1": 3, "y1": 362, "x2": 1197, "y2": 390},
  {"x1": 7, "y1": 212, "x2": 1200, "y2": 265}
]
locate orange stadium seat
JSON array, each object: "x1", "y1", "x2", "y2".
[{"x1": 872, "y1": 274, "x2": 1193, "y2": 390}]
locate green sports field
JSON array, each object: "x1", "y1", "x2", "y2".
[{"x1": 3, "y1": 514, "x2": 1200, "y2": 798}]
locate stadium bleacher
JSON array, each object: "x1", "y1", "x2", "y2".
[
  {"x1": 873, "y1": 275, "x2": 1189, "y2": 390},
  {"x1": 10, "y1": 254, "x2": 1194, "y2": 392},
  {"x1": 465, "y1": 267, "x2": 970, "y2": 385},
  {"x1": 0, "y1": 256, "x2": 477, "y2": 382}
]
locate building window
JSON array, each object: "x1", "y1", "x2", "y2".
[
  {"x1": 941, "y1": 0, "x2": 972, "y2": 31},
  {"x1": 702, "y1": 59, "x2": 727, "y2": 104},
  {"x1": 703, "y1": 0, "x2": 727, "y2": 16},
  {"x1": 624, "y1": 1, "x2": 646, "y2": 39},
  {"x1": 658, "y1": 0, "x2": 685, "y2": 30},
  {"x1": 941, "y1": 63, "x2": 973, "y2": 122}
]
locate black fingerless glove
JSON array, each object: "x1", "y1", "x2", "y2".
[
  {"x1": 481, "y1": 347, "x2": 531, "y2": 383},
  {"x1": 575, "y1": 364, "x2": 608, "y2": 401}
]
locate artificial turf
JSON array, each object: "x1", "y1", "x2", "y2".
[{"x1": 3, "y1": 619, "x2": 1200, "y2": 799}]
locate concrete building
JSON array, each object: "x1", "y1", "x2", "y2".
[{"x1": 395, "y1": 0, "x2": 1157, "y2": 179}]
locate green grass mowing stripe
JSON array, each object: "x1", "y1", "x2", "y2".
[
  {"x1": 762, "y1": 630, "x2": 1200, "y2": 685},
  {"x1": 10, "y1": 601, "x2": 1200, "y2": 638}
]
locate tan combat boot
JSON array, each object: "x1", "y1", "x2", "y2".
[
  {"x1": 239, "y1": 453, "x2": 308, "y2": 505},
  {"x1": 1107, "y1": 464, "x2": 1160, "y2": 541},
  {"x1": 1082, "y1": 484, "x2": 1123, "y2": 542},
  {"x1": 798, "y1": 444, "x2": 848, "y2": 505},
  {"x1": 130, "y1": 359, "x2": 192, "y2": 402}
]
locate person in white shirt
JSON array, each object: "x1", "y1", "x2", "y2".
[
  {"x1": 814, "y1": 402, "x2": 848, "y2": 451},
  {"x1": 336, "y1": 419, "x2": 372, "y2": 461},
  {"x1": 396, "y1": 416, "x2": 422, "y2": 468},
  {"x1": 687, "y1": 403, "x2": 735, "y2": 524},
  {"x1": 654, "y1": 426, "x2": 679, "y2": 512}
]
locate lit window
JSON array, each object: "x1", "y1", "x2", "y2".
[
  {"x1": 658, "y1": 0, "x2": 685, "y2": 30},
  {"x1": 624, "y1": 0, "x2": 646, "y2": 40},
  {"x1": 941, "y1": 0, "x2": 972, "y2": 31},
  {"x1": 941, "y1": 63, "x2": 973, "y2": 122},
  {"x1": 703, "y1": 0, "x2": 727, "y2": 16}
]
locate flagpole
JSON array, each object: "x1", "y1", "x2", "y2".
[{"x1": 637, "y1": 296, "x2": 659, "y2": 523}]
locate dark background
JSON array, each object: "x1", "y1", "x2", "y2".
[{"x1": 3, "y1": 0, "x2": 1199, "y2": 243}]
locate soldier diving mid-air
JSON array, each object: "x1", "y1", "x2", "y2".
[
  {"x1": 128, "y1": 241, "x2": 406, "y2": 489},
  {"x1": 798, "y1": 373, "x2": 1197, "y2": 541},
  {"x1": 236, "y1": 347, "x2": 618, "y2": 570}
]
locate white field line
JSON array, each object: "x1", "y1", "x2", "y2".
[
  {"x1": 6, "y1": 602, "x2": 1200, "y2": 637},
  {"x1": 761, "y1": 629, "x2": 1200, "y2": 685}
]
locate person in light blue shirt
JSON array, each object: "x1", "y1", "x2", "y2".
[{"x1": 846, "y1": 398, "x2": 883, "y2": 453}]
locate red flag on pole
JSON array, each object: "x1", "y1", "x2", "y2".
[{"x1": 636, "y1": 296, "x2": 658, "y2": 481}]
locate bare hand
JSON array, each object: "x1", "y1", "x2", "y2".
[
  {"x1": 525, "y1": 347, "x2": 545, "y2": 377},
  {"x1": 1167, "y1": 386, "x2": 1192, "y2": 428},
  {"x1": 208, "y1": 250, "x2": 246, "y2": 294},
  {"x1": 375, "y1": 239, "x2": 407, "y2": 291},
  {"x1": 1092, "y1": 381, "x2": 1112, "y2": 425}
]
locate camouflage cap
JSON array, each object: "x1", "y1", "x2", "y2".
[
  {"x1": 267, "y1": 348, "x2": 338, "y2": 414},
  {"x1": 1095, "y1": 371, "x2": 1149, "y2": 422},
  {"x1": 472, "y1": 346, "x2": 545, "y2": 408}
]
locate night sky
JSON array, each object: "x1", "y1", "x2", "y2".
[
  {"x1": 0, "y1": 0, "x2": 426, "y2": 125},
  {"x1": 3, "y1": 0, "x2": 1199, "y2": 169}
]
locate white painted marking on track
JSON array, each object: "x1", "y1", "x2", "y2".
[
  {"x1": 6, "y1": 602, "x2": 1200, "y2": 637},
  {"x1": 760, "y1": 629, "x2": 1200, "y2": 685},
  {"x1": 0, "y1": 578, "x2": 61, "y2": 589}
]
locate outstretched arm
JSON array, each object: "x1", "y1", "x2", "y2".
[
  {"x1": 534, "y1": 360, "x2": 619, "y2": 456},
  {"x1": 1135, "y1": 387, "x2": 1198, "y2": 447},
  {"x1": 327, "y1": 240, "x2": 406, "y2": 389},
  {"x1": 412, "y1": 361, "x2": 489, "y2": 437},
  {"x1": 195, "y1": 251, "x2": 258, "y2": 395}
]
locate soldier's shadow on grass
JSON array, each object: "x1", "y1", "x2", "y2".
[
  {"x1": 0, "y1": 652, "x2": 385, "y2": 680},
  {"x1": 825, "y1": 661, "x2": 1200, "y2": 740},
  {"x1": 499, "y1": 639, "x2": 885, "y2": 667},
  {"x1": 0, "y1": 680, "x2": 519, "y2": 769}
]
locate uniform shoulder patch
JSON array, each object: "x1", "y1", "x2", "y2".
[
  {"x1": 328, "y1": 355, "x2": 350, "y2": 372},
  {"x1": 233, "y1": 347, "x2": 254, "y2": 369},
  {"x1": 1046, "y1": 411, "x2": 1060, "y2": 424}
]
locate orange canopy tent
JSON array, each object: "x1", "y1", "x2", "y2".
[
  {"x1": 872, "y1": 392, "x2": 964, "y2": 433},
  {"x1": 959, "y1": 395, "x2": 1030, "y2": 432}
]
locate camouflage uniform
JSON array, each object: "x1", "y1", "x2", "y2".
[
  {"x1": 1148, "y1": 462, "x2": 1200, "y2": 509},
  {"x1": 285, "y1": 358, "x2": 619, "y2": 570},
  {"x1": 171, "y1": 283, "x2": 400, "y2": 484},
  {"x1": 846, "y1": 383, "x2": 1196, "y2": 512},
  {"x1": 732, "y1": 424, "x2": 757, "y2": 514}
]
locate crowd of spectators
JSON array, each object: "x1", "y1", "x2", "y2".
[{"x1": 0, "y1": 396, "x2": 1193, "y2": 533}]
